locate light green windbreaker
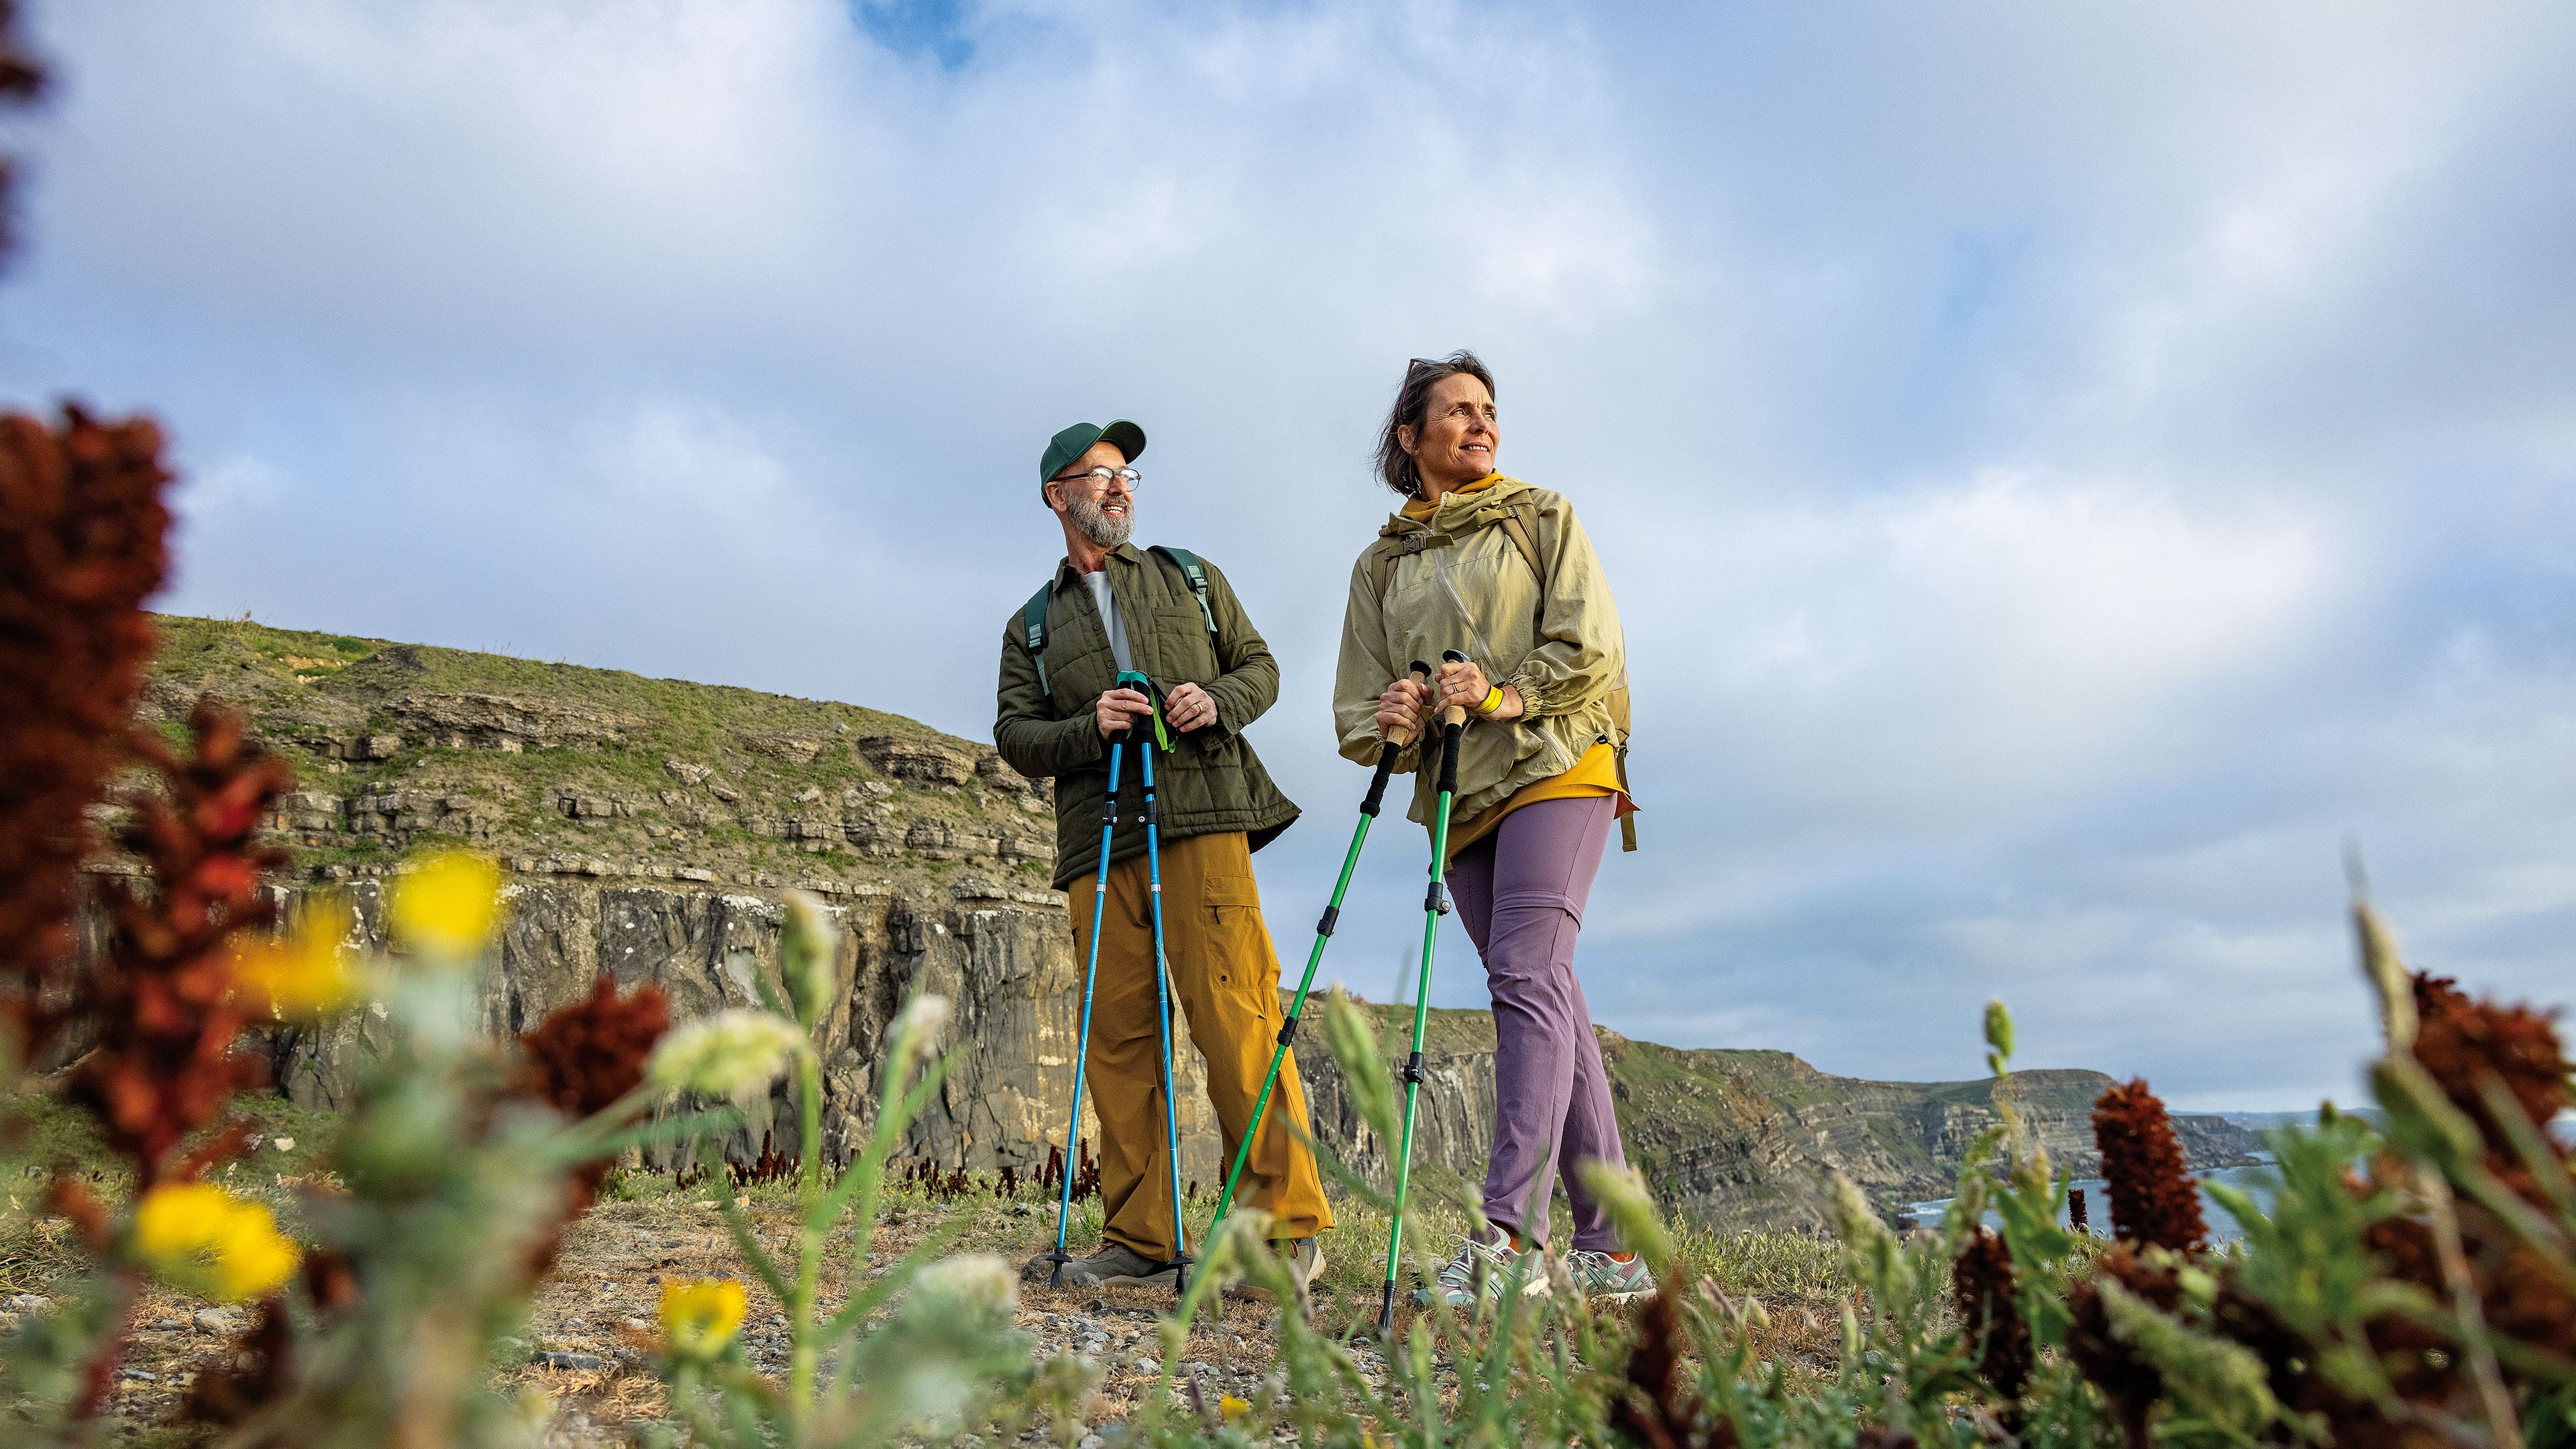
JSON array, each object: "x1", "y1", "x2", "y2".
[{"x1": 1331, "y1": 475, "x2": 1625, "y2": 834}]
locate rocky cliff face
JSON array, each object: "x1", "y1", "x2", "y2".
[
  {"x1": 222, "y1": 869, "x2": 2259, "y2": 1234},
  {"x1": 241, "y1": 877, "x2": 1225, "y2": 1189},
  {"x1": 125, "y1": 616, "x2": 2263, "y2": 1234}
]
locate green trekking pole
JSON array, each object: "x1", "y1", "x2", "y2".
[
  {"x1": 1208, "y1": 661, "x2": 1432, "y2": 1240},
  {"x1": 1377, "y1": 648, "x2": 1470, "y2": 1338}
]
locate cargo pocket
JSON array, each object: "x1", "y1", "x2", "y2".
[{"x1": 1201, "y1": 874, "x2": 1275, "y2": 996}]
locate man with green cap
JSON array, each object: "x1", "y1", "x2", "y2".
[{"x1": 996, "y1": 419, "x2": 1332, "y2": 1294}]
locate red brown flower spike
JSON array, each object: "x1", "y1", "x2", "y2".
[
  {"x1": 1952, "y1": 1226, "x2": 2033, "y2": 1401},
  {"x1": 518, "y1": 973, "x2": 670, "y2": 1123},
  {"x1": 2065, "y1": 1247, "x2": 2183, "y2": 1449},
  {"x1": 2090, "y1": 1078, "x2": 2208, "y2": 1254},
  {"x1": 0, "y1": 0, "x2": 44, "y2": 265},
  {"x1": 1610, "y1": 1270, "x2": 1737, "y2": 1449},
  {"x1": 66, "y1": 699, "x2": 292, "y2": 1185},
  {"x1": 2408, "y1": 973, "x2": 2571, "y2": 1187},
  {"x1": 514, "y1": 975, "x2": 670, "y2": 1276},
  {"x1": 0, "y1": 406, "x2": 172, "y2": 1067}
]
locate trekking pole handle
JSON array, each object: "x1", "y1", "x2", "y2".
[
  {"x1": 1383, "y1": 659, "x2": 1436, "y2": 751},
  {"x1": 1363, "y1": 661, "x2": 1435, "y2": 818},
  {"x1": 1436, "y1": 649, "x2": 1472, "y2": 730},
  {"x1": 1436, "y1": 649, "x2": 1469, "y2": 798}
]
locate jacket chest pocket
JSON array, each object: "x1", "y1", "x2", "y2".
[{"x1": 1140, "y1": 604, "x2": 1219, "y2": 683}]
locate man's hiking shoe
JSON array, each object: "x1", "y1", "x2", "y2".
[
  {"x1": 1282, "y1": 1236, "x2": 1326, "y2": 1292},
  {"x1": 1227, "y1": 1237, "x2": 1327, "y2": 1302},
  {"x1": 1040, "y1": 1243, "x2": 1177, "y2": 1289},
  {"x1": 1567, "y1": 1249, "x2": 1654, "y2": 1301},
  {"x1": 1411, "y1": 1230, "x2": 1549, "y2": 1309}
]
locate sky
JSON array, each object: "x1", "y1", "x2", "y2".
[{"x1": 3, "y1": 1, "x2": 2569, "y2": 1110}]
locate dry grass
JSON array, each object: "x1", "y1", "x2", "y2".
[{"x1": 9, "y1": 1166, "x2": 1851, "y2": 1444}]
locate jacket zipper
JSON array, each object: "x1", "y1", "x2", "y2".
[{"x1": 1429, "y1": 529, "x2": 1497, "y2": 666}]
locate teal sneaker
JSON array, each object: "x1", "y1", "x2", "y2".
[
  {"x1": 1566, "y1": 1249, "x2": 1654, "y2": 1301},
  {"x1": 1413, "y1": 1230, "x2": 1549, "y2": 1308}
]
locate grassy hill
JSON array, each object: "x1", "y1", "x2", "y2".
[{"x1": 139, "y1": 613, "x2": 1058, "y2": 898}]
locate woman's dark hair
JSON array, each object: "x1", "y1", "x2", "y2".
[{"x1": 1373, "y1": 351, "x2": 1495, "y2": 498}]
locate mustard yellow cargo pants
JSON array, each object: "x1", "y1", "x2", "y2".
[{"x1": 1067, "y1": 828, "x2": 1333, "y2": 1262}]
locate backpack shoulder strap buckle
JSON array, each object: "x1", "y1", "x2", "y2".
[
  {"x1": 1020, "y1": 582, "x2": 1056, "y2": 694},
  {"x1": 1149, "y1": 545, "x2": 1219, "y2": 634}
]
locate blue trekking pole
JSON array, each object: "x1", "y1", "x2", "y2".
[
  {"x1": 1043, "y1": 716, "x2": 1129, "y2": 1289},
  {"x1": 1377, "y1": 649, "x2": 1471, "y2": 1337},
  {"x1": 1128, "y1": 668, "x2": 1193, "y2": 1297}
]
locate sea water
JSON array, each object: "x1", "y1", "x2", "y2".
[{"x1": 1907, "y1": 1160, "x2": 2281, "y2": 1243}]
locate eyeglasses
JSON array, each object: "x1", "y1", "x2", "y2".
[{"x1": 1050, "y1": 465, "x2": 1141, "y2": 493}]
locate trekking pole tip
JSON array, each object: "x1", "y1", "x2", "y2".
[{"x1": 1375, "y1": 1283, "x2": 1397, "y2": 1339}]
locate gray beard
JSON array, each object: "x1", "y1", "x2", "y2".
[{"x1": 1066, "y1": 496, "x2": 1134, "y2": 549}]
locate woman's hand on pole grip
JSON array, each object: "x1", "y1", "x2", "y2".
[
  {"x1": 1434, "y1": 657, "x2": 1523, "y2": 722},
  {"x1": 1375, "y1": 675, "x2": 1431, "y2": 741}
]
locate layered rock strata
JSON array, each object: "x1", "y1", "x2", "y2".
[
  {"x1": 126, "y1": 616, "x2": 2265, "y2": 1232},
  {"x1": 233, "y1": 870, "x2": 2258, "y2": 1233}
]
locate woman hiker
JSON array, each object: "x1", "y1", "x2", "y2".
[{"x1": 1331, "y1": 352, "x2": 1650, "y2": 1305}]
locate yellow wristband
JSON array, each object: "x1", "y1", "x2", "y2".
[{"x1": 1476, "y1": 684, "x2": 1505, "y2": 716}]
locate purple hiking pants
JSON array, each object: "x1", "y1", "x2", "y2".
[{"x1": 1446, "y1": 791, "x2": 1626, "y2": 1252}]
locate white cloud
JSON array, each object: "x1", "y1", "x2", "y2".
[
  {"x1": 1652, "y1": 472, "x2": 2337, "y2": 826},
  {"x1": 180, "y1": 451, "x2": 286, "y2": 514}
]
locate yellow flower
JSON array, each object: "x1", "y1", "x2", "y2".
[
  {"x1": 1220, "y1": 1394, "x2": 1250, "y2": 1421},
  {"x1": 132, "y1": 1182, "x2": 300, "y2": 1303},
  {"x1": 659, "y1": 1278, "x2": 747, "y2": 1359},
  {"x1": 230, "y1": 898, "x2": 359, "y2": 1019},
  {"x1": 392, "y1": 850, "x2": 503, "y2": 956}
]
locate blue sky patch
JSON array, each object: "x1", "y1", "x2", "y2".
[{"x1": 850, "y1": 0, "x2": 973, "y2": 70}]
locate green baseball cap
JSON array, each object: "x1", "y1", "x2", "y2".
[{"x1": 1038, "y1": 419, "x2": 1146, "y2": 500}]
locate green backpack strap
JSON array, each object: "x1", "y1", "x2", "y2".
[
  {"x1": 1493, "y1": 499, "x2": 1544, "y2": 582},
  {"x1": 1020, "y1": 583, "x2": 1055, "y2": 694},
  {"x1": 1149, "y1": 545, "x2": 1219, "y2": 635}
]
